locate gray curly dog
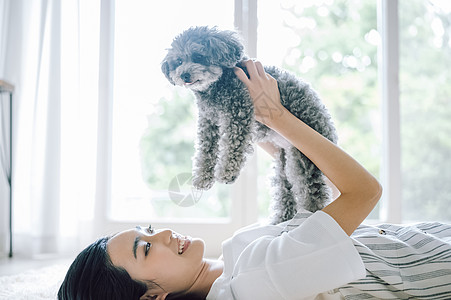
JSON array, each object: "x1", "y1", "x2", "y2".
[{"x1": 162, "y1": 26, "x2": 338, "y2": 224}]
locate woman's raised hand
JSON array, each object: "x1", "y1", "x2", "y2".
[{"x1": 234, "y1": 60, "x2": 287, "y2": 127}]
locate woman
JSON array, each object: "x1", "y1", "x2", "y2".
[{"x1": 58, "y1": 60, "x2": 451, "y2": 300}]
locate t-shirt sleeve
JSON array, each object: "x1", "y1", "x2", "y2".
[
  {"x1": 266, "y1": 211, "x2": 365, "y2": 298},
  {"x1": 230, "y1": 211, "x2": 365, "y2": 300}
]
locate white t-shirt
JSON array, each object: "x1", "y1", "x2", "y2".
[{"x1": 206, "y1": 211, "x2": 366, "y2": 300}]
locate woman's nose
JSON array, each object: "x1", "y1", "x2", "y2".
[{"x1": 148, "y1": 228, "x2": 172, "y2": 244}]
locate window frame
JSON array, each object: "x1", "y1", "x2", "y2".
[{"x1": 378, "y1": 0, "x2": 402, "y2": 224}]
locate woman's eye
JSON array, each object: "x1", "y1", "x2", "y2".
[{"x1": 145, "y1": 242, "x2": 152, "y2": 256}]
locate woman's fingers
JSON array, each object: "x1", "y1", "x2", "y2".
[
  {"x1": 234, "y1": 67, "x2": 250, "y2": 85},
  {"x1": 234, "y1": 59, "x2": 284, "y2": 127},
  {"x1": 235, "y1": 60, "x2": 277, "y2": 96},
  {"x1": 241, "y1": 60, "x2": 267, "y2": 80},
  {"x1": 235, "y1": 60, "x2": 269, "y2": 90},
  {"x1": 243, "y1": 60, "x2": 258, "y2": 79},
  {"x1": 254, "y1": 61, "x2": 267, "y2": 79}
]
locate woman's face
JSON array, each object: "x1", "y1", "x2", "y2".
[{"x1": 107, "y1": 225, "x2": 205, "y2": 298}]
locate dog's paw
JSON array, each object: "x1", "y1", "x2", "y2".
[
  {"x1": 192, "y1": 173, "x2": 215, "y2": 190},
  {"x1": 215, "y1": 171, "x2": 238, "y2": 184},
  {"x1": 215, "y1": 162, "x2": 241, "y2": 184}
]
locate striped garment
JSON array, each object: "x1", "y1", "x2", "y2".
[{"x1": 282, "y1": 212, "x2": 451, "y2": 299}]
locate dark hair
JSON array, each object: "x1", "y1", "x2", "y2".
[
  {"x1": 58, "y1": 236, "x2": 206, "y2": 300},
  {"x1": 58, "y1": 236, "x2": 148, "y2": 300}
]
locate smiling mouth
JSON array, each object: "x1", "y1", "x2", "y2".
[{"x1": 177, "y1": 235, "x2": 192, "y2": 255}]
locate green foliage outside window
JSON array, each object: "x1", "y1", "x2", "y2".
[
  {"x1": 280, "y1": 0, "x2": 380, "y2": 177},
  {"x1": 257, "y1": 0, "x2": 381, "y2": 219},
  {"x1": 140, "y1": 89, "x2": 196, "y2": 189},
  {"x1": 399, "y1": 0, "x2": 451, "y2": 221},
  {"x1": 275, "y1": 0, "x2": 451, "y2": 221},
  {"x1": 139, "y1": 89, "x2": 230, "y2": 218}
]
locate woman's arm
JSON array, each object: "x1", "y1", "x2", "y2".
[{"x1": 235, "y1": 60, "x2": 382, "y2": 235}]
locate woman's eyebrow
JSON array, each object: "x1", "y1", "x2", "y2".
[
  {"x1": 133, "y1": 235, "x2": 141, "y2": 259},
  {"x1": 133, "y1": 226, "x2": 142, "y2": 259}
]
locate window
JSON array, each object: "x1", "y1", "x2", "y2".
[
  {"x1": 109, "y1": 0, "x2": 238, "y2": 257},
  {"x1": 111, "y1": 0, "x2": 235, "y2": 222},
  {"x1": 256, "y1": 0, "x2": 451, "y2": 223},
  {"x1": 399, "y1": 0, "x2": 451, "y2": 221},
  {"x1": 256, "y1": 0, "x2": 381, "y2": 219},
  {"x1": 102, "y1": 0, "x2": 451, "y2": 257}
]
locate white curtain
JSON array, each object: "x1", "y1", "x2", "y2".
[{"x1": 0, "y1": 0, "x2": 103, "y2": 257}]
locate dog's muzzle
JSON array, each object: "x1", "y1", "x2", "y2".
[
  {"x1": 169, "y1": 63, "x2": 223, "y2": 91},
  {"x1": 181, "y1": 72, "x2": 192, "y2": 83}
]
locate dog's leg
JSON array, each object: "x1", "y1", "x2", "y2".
[
  {"x1": 269, "y1": 148, "x2": 298, "y2": 224},
  {"x1": 192, "y1": 116, "x2": 220, "y2": 190},
  {"x1": 215, "y1": 115, "x2": 254, "y2": 184},
  {"x1": 285, "y1": 146, "x2": 331, "y2": 213}
]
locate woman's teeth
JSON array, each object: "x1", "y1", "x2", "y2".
[
  {"x1": 178, "y1": 238, "x2": 185, "y2": 255},
  {"x1": 175, "y1": 234, "x2": 191, "y2": 255}
]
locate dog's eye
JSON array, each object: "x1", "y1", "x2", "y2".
[
  {"x1": 170, "y1": 58, "x2": 183, "y2": 69},
  {"x1": 192, "y1": 53, "x2": 207, "y2": 64}
]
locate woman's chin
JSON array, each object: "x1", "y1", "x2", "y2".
[{"x1": 186, "y1": 238, "x2": 205, "y2": 258}]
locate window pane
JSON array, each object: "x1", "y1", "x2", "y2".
[
  {"x1": 400, "y1": 0, "x2": 451, "y2": 222},
  {"x1": 257, "y1": 0, "x2": 381, "y2": 219},
  {"x1": 111, "y1": 1, "x2": 234, "y2": 221}
]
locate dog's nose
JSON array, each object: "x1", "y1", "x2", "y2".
[{"x1": 181, "y1": 73, "x2": 191, "y2": 83}]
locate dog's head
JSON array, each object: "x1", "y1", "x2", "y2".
[{"x1": 161, "y1": 26, "x2": 245, "y2": 92}]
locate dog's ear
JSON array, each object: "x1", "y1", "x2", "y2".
[
  {"x1": 207, "y1": 29, "x2": 245, "y2": 68},
  {"x1": 161, "y1": 59, "x2": 175, "y2": 85}
]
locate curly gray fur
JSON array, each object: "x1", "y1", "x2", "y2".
[{"x1": 162, "y1": 26, "x2": 338, "y2": 224}]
